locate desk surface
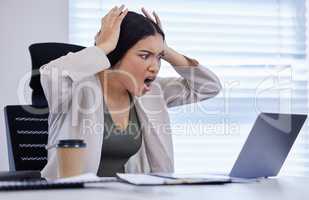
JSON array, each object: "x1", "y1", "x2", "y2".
[{"x1": 0, "y1": 176, "x2": 308, "y2": 200}]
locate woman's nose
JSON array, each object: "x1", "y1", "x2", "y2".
[
  {"x1": 147, "y1": 59, "x2": 160, "y2": 73},
  {"x1": 147, "y1": 66, "x2": 159, "y2": 74}
]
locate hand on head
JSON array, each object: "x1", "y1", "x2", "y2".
[
  {"x1": 95, "y1": 6, "x2": 168, "y2": 54},
  {"x1": 95, "y1": 5, "x2": 128, "y2": 54}
]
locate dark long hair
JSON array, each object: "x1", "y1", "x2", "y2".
[{"x1": 107, "y1": 11, "x2": 165, "y2": 66}]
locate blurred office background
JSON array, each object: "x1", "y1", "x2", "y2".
[{"x1": 1, "y1": 0, "x2": 308, "y2": 176}]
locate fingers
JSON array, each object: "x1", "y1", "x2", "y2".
[
  {"x1": 141, "y1": 7, "x2": 155, "y2": 22},
  {"x1": 118, "y1": 5, "x2": 125, "y2": 13},
  {"x1": 141, "y1": 7, "x2": 162, "y2": 29},
  {"x1": 101, "y1": 5, "x2": 127, "y2": 27},
  {"x1": 115, "y1": 8, "x2": 128, "y2": 26},
  {"x1": 152, "y1": 11, "x2": 162, "y2": 28},
  {"x1": 104, "y1": 6, "x2": 118, "y2": 21},
  {"x1": 101, "y1": 7, "x2": 113, "y2": 27},
  {"x1": 109, "y1": 5, "x2": 127, "y2": 24},
  {"x1": 111, "y1": 5, "x2": 125, "y2": 17}
]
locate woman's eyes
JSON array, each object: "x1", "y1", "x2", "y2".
[
  {"x1": 139, "y1": 54, "x2": 162, "y2": 60},
  {"x1": 140, "y1": 54, "x2": 149, "y2": 60}
]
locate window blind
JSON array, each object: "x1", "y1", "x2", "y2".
[{"x1": 69, "y1": 0, "x2": 308, "y2": 176}]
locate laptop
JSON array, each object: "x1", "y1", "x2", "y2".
[
  {"x1": 229, "y1": 112, "x2": 307, "y2": 178},
  {"x1": 153, "y1": 112, "x2": 307, "y2": 180}
]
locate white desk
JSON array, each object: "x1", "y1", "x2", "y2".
[{"x1": 0, "y1": 176, "x2": 308, "y2": 200}]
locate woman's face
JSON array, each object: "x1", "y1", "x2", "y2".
[{"x1": 114, "y1": 33, "x2": 165, "y2": 96}]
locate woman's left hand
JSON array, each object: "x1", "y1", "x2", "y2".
[
  {"x1": 141, "y1": 8, "x2": 171, "y2": 55},
  {"x1": 141, "y1": 7, "x2": 197, "y2": 67}
]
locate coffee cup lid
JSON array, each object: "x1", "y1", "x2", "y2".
[{"x1": 56, "y1": 139, "x2": 86, "y2": 148}]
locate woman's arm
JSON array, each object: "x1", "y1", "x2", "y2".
[
  {"x1": 41, "y1": 6, "x2": 128, "y2": 179},
  {"x1": 156, "y1": 60, "x2": 222, "y2": 108},
  {"x1": 159, "y1": 46, "x2": 221, "y2": 108},
  {"x1": 40, "y1": 47, "x2": 111, "y2": 113},
  {"x1": 162, "y1": 46, "x2": 199, "y2": 67},
  {"x1": 40, "y1": 6, "x2": 128, "y2": 113}
]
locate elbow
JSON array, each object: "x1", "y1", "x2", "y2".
[
  {"x1": 190, "y1": 76, "x2": 222, "y2": 102},
  {"x1": 39, "y1": 63, "x2": 51, "y2": 82},
  {"x1": 39, "y1": 64, "x2": 51, "y2": 93},
  {"x1": 206, "y1": 76, "x2": 222, "y2": 98},
  {"x1": 200, "y1": 66, "x2": 222, "y2": 97},
  {"x1": 213, "y1": 76, "x2": 222, "y2": 96}
]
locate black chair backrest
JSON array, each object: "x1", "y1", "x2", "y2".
[
  {"x1": 4, "y1": 43, "x2": 86, "y2": 171},
  {"x1": 29, "y1": 42, "x2": 85, "y2": 107},
  {"x1": 4, "y1": 105, "x2": 49, "y2": 171}
]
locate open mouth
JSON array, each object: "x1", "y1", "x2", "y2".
[
  {"x1": 144, "y1": 77, "x2": 154, "y2": 86},
  {"x1": 143, "y1": 77, "x2": 156, "y2": 92}
]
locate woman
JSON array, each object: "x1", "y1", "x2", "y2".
[{"x1": 40, "y1": 5, "x2": 222, "y2": 179}]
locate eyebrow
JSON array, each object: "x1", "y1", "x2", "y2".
[{"x1": 138, "y1": 50, "x2": 164, "y2": 55}]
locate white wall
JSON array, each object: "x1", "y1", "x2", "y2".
[{"x1": 0, "y1": 0, "x2": 68, "y2": 170}]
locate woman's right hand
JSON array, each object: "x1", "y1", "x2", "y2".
[{"x1": 95, "y1": 5, "x2": 128, "y2": 54}]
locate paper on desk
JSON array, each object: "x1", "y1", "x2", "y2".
[
  {"x1": 54, "y1": 173, "x2": 116, "y2": 183},
  {"x1": 116, "y1": 173, "x2": 231, "y2": 185},
  {"x1": 152, "y1": 172, "x2": 260, "y2": 183},
  {"x1": 151, "y1": 172, "x2": 230, "y2": 180}
]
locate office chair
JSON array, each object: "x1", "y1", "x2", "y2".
[
  {"x1": 28, "y1": 42, "x2": 85, "y2": 107},
  {"x1": 4, "y1": 43, "x2": 85, "y2": 171},
  {"x1": 4, "y1": 105, "x2": 49, "y2": 171}
]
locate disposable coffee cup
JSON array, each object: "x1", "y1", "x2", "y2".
[{"x1": 56, "y1": 139, "x2": 87, "y2": 178}]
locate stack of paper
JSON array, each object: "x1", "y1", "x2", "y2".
[{"x1": 116, "y1": 173, "x2": 231, "y2": 185}]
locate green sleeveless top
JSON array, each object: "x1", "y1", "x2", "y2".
[{"x1": 97, "y1": 94, "x2": 142, "y2": 177}]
